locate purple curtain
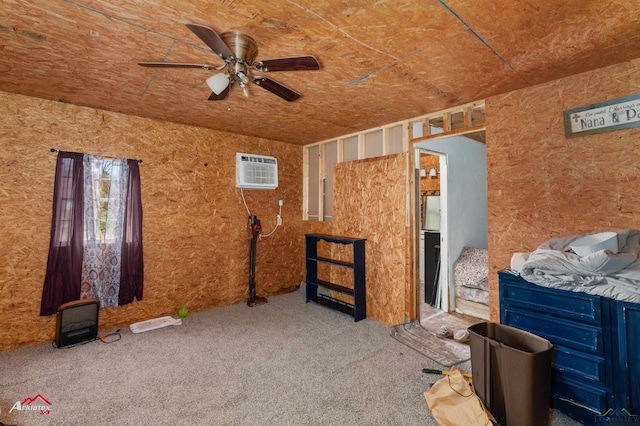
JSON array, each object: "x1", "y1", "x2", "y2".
[
  {"x1": 40, "y1": 152, "x2": 85, "y2": 316},
  {"x1": 118, "y1": 159, "x2": 144, "y2": 304},
  {"x1": 41, "y1": 154, "x2": 144, "y2": 315}
]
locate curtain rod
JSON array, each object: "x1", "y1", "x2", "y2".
[{"x1": 50, "y1": 148, "x2": 142, "y2": 163}]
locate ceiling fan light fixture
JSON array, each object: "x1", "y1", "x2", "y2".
[
  {"x1": 236, "y1": 71, "x2": 250, "y2": 98},
  {"x1": 206, "y1": 73, "x2": 230, "y2": 95},
  {"x1": 240, "y1": 81, "x2": 249, "y2": 98},
  {"x1": 237, "y1": 71, "x2": 249, "y2": 85}
]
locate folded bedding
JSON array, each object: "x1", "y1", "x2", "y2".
[{"x1": 520, "y1": 229, "x2": 640, "y2": 303}]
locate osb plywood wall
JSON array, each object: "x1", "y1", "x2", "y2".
[
  {"x1": 419, "y1": 155, "x2": 440, "y2": 192},
  {"x1": 332, "y1": 154, "x2": 410, "y2": 325},
  {"x1": 301, "y1": 218, "x2": 336, "y2": 297},
  {"x1": 302, "y1": 221, "x2": 334, "y2": 236},
  {"x1": 0, "y1": 91, "x2": 304, "y2": 351},
  {"x1": 486, "y1": 58, "x2": 640, "y2": 321}
]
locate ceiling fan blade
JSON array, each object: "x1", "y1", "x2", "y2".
[
  {"x1": 254, "y1": 56, "x2": 320, "y2": 72},
  {"x1": 252, "y1": 76, "x2": 301, "y2": 102},
  {"x1": 208, "y1": 84, "x2": 230, "y2": 101},
  {"x1": 185, "y1": 23, "x2": 233, "y2": 59},
  {"x1": 138, "y1": 62, "x2": 219, "y2": 70}
]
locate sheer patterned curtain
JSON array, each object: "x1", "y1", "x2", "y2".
[
  {"x1": 41, "y1": 151, "x2": 143, "y2": 316},
  {"x1": 80, "y1": 155, "x2": 128, "y2": 308}
]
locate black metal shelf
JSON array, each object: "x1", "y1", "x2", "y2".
[
  {"x1": 308, "y1": 256, "x2": 354, "y2": 268},
  {"x1": 305, "y1": 234, "x2": 366, "y2": 322},
  {"x1": 314, "y1": 294, "x2": 355, "y2": 317},
  {"x1": 306, "y1": 279, "x2": 353, "y2": 295}
]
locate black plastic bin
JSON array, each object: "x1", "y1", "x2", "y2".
[{"x1": 468, "y1": 322, "x2": 554, "y2": 426}]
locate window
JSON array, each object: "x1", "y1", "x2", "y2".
[
  {"x1": 41, "y1": 152, "x2": 143, "y2": 316},
  {"x1": 84, "y1": 158, "x2": 126, "y2": 243},
  {"x1": 306, "y1": 145, "x2": 320, "y2": 221},
  {"x1": 57, "y1": 158, "x2": 76, "y2": 246},
  {"x1": 323, "y1": 141, "x2": 337, "y2": 221},
  {"x1": 364, "y1": 130, "x2": 383, "y2": 158},
  {"x1": 303, "y1": 101, "x2": 485, "y2": 221},
  {"x1": 303, "y1": 124, "x2": 408, "y2": 221}
]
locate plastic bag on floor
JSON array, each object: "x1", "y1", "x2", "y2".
[{"x1": 424, "y1": 366, "x2": 495, "y2": 426}]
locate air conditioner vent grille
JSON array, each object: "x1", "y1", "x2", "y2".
[{"x1": 236, "y1": 153, "x2": 278, "y2": 190}]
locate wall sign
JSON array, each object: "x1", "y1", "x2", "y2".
[{"x1": 563, "y1": 93, "x2": 640, "y2": 138}]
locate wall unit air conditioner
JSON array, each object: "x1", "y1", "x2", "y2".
[{"x1": 236, "y1": 153, "x2": 278, "y2": 190}]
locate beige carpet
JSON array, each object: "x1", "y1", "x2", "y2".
[
  {"x1": 0, "y1": 285, "x2": 579, "y2": 426},
  {"x1": 0, "y1": 287, "x2": 457, "y2": 426}
]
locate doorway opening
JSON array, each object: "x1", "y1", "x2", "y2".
[
  {"x1": 414, "y1": 130, "x2": 488, "y2": 323},
  {"x1": 417, "y1": 150, "x2": 447, "y2": 314},
  {"x1": 408, "y1": 101, "x2": 487, "y2": 324}
]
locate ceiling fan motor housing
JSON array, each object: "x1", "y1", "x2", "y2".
[{"x1": 221, "y1": 30, "x2": 259, "y2": 64}]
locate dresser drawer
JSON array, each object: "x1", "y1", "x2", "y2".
[
  {"x1": 554, "y1": 345, "x2": 608, "y2": 385},
  {"x1": 553, "y1": 373, "x2": 611, "y2": 416},
  {"x1": 498, "y1": 271, "x2": 623, "y2": 423},
  {"x1": 503, "y1": 307, "x2": 604, "y2": 355},
  {"x1": 499, "y1": 273, "x2": 603, "y2": 325}
]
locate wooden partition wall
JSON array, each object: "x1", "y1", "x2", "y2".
[{"x1": 302, "y1": 153, "x2": 413, "y2": 325}]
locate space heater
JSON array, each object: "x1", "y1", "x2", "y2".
[{"x1": 55, "y1": 298, "x2": 99, "y2": 348}]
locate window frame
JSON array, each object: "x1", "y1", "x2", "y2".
[
  {"x1": 303, "y1": 123, "x2": 407, "y2": 221},
  {"x1": 302, "y1": 101, "x2": 485, "y2": 221}
]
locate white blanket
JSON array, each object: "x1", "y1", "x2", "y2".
[{"x1": 520, "y1": 230, "x2": 640, "y2": 303}]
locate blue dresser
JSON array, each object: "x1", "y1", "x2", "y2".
[{"x1": 499, "y1": 271, "x2": 639, "y2": 423}]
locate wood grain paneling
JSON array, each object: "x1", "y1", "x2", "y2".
[
  {"x1": 419, "y1": 155, "x2": 440, "y2": 192},
  {"x1": 0, "y1": 92, "x2": 304, "y2": 351},
  {"x1": 333, "y1": 154, "x2": 409, "y2": 325},
  {"x1": 2, "y1": 1, "x2": 639, "y2": 144},
  {"x1": 486, "y1": 58, "x2": 640, "y2": 321}
]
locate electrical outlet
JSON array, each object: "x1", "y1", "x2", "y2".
[
  {"x1": 278, "y1": 198, "x2": 283, "y2": 206},
  {"x1": 277, "y1": 215, "x2": 282, "y2": 226}
]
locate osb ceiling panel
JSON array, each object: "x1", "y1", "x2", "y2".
[{"x1": 2, "y1": 0, "x2": 640, "y2": 145}]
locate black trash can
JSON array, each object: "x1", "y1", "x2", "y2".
[{"x1": 468, "y1": 322, "x2": 554, "y2": 426}]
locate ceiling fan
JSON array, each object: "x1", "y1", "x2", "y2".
[{"x1": 139, "y1": 23, "x2": 320, "y2": 102}]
